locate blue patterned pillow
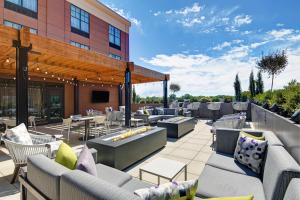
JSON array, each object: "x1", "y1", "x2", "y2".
[
  {"x1": 234, "y1": 133, "x2": 268, "y2": 174},
  {"x1": 134, "y1": 179, "x2": 198, "y2": 200}
]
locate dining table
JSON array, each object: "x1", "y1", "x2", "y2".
[{"x1": 71, "y1": 115, "x2": 95, "y2": 141}]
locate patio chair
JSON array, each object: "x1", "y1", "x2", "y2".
[
  {"x1": 28, "y1": 116, "x2": 36, "y2": 130},
  {"x1": 61, "y1": 118, "x2": 72, "y2": 142},
  {"x1": 3, "y1": 133, "x2": 58, "y2": 183},
  {"x1": 90, "y1": 116, "x2": 110, "y2": 137},
  {"x1": 207, "y1": 102, "x2": 221, "y2": 122}
]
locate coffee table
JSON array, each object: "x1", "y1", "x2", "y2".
[{"x1": 139, "y1": 157, "x2": 187, "y2": 185}]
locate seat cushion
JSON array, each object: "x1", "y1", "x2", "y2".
[
  {"x1": 96, "y1": 163, "x2": 132, "y2": 186},
  {"x1": 5, "y1": 123, "x2": 32, "y2": 145},
  {"x1": 206, "y1": 152, "x2": 259, "y2": 178},
  {"x1": 121, "y1": 178, "x2": 154, "y2": 192},
  {"x1": 263, "y1": 131, "x2": 283, "y2": 146},
  {"x1": 196, "y1": 165, "x2": 265, "y2": 200},
  {"x1": 283, "y1": 178, "x2": 300, "y2": 200}
]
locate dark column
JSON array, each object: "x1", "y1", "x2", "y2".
[
  {"x1": 125, "y1": 64, "x2": 132, "y2": 127},
  {"x1": 13, "y1": 39, "x2": 31, "y2": 127},
  {"x1": 74, "y1": 79, "x2": 80, "y2": 115},
  {"x1": 118, "y1": 84, "x2": 123, "y2": 108},
  {"x1": 163, "y1": 76, "x2": 168, "y2": 108}
]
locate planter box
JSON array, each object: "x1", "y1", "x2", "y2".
[
  {"x1": 86, "y1": 127, "x2": 167, "y2": 170},
  {"x1": 157, "y1": 117, "x2": 195, "y2": 138}
]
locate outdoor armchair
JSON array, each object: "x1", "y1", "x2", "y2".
[{"x1": 3, "y1": 133, "x2": 59, "y2": 183}]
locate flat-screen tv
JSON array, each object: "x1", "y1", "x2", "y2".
[{"x1": 91, "y1": 91, "x2": 109, "y2": 103}]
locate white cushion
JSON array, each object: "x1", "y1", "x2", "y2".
[
  {"x1": 5, "y1": 123, "x2": 33, "y2": 145},
  {"x1": 135, "y1": 179, "x2": 198, "y2": 200}
]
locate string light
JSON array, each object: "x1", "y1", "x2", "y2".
[
  {"x1": 36, "y1": 67, "x2": 40, "y2": 71},
  {"x1": 101, "y1": 84, "x2": 104, "y2": 87},
  {"x1": 13, "y1": 77, "x2": 16, "y2": 80},
  {"x1": 71, "y1": 78, "x2": 74, "y2": 81},
  {"x1": 5, "y1": 58, "x2": 10, "y2": 63},
  {"x1": 85, "y1": 78, "x2": 88, "y2": 81},
  {"x1": 28, "y1": 77, "x2": 31, "y2": 80},
  {"x1": 58, "y1": 77, "x2": 60, "y2": 80},
  {"x1": 43, "y1": 78, "x2": 46, "y2": 81},
  {"x1": 62, "y1": 79, "x2": 65, "y2": 82},
  {"x1": 45, "y1": 72, "x2": 48, "y2": 74},
  {"x1": 51, "y1": 74, "x2": 55, "y2": 78}
]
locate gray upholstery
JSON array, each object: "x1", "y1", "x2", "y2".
[
  {"x1": 196, "y1": 165, "x2": 265, "y2": 200},
  {"x1": 96, "y1": 163, "x2": 132, "y2": 186},
  {"x1": 27, "y1": 154, "x2": 69, "y2": 200},
  {"x1": 121, "y1": 178, "x2": 154, "y2": 192},
  {"x1": 215, "y1": 128, "x2": 240, "y2": 155},
  {"x1": 60, "y1": 170, "x2": 141, "y2": 200},
  {"x1": 206, "y1": 152, "x2": 259, "y2": 177},
  {"x1": 283, "y1": 178, "x2": 300, "y2": 200},
  {"x1": 263, "y1": 146, "x2": 300, "y2": 200},
  {"x1": 215, "y1": 128, "x2": 283, "y2": 155}
]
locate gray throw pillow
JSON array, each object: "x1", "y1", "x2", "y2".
[
  {"x1": 76, "y1": 146, "x2": 97, "y2": 176},
  {"x1": 234, "y1": 133, "x2": 268, "y2": 174},
  {"x1": 291, "y1": 109, "x2": 300, "y2": 124}
]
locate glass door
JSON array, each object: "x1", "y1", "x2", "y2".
[{"x1": 45, "y1": 86, "x2": 64, "y2": 123}]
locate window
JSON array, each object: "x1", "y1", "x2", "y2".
[
  {"x1": 71, "y1": 4, "x2": 89, "y2": 36},
  {"x1": 109, "y1": 53, "x2": 121, "y2": 60},
  {"x1": 70, "y1": 41, "x2": 89, "y2": 50},
  {"x1": 4, "y1": 20, "x2": 37, "y2": 34},
  {"x1": 5, "y1": 0, "x2": 37, "y2": 18},
  {"x1": 109, "y1": 25, "x2": 121, "y2": 50}
]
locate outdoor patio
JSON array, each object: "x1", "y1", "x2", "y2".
[{"x1": 0, "y1": 119, "x2": 214, "y2": 200}]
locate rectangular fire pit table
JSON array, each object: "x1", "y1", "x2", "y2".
[
  {"x1": 86, "y1": 127, "x2": 167, "y2": 170},
  {"x1": 139, "y1": 157, "x2": 187, "y2": 185},
  {"x1": 157, "y1": 117, "x2": 195, "y2": 138}
]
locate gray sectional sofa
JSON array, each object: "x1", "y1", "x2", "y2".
[
  {"x1": 134, "y1": 108, "x2": 178, "y2": 124},
  {"x1": 196, "y1": 128, "x2": 300, "y2": 200}
]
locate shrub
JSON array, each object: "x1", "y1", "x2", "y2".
[
  {"x1": 224, "y1": 96, "x2": 233, "y2": 103},
  {"x1": 211, "y1": 96, "x2": 220, "y2": 102},
  {"x1": 200, "y1": 97, "x2": 211, "y2": 103}
]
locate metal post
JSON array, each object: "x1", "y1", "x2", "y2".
[
  {"x1": 163, "y1": 76, "x2": 168, "y2": 108},
  {"x1": 74, "y1": 79, "x2": 79, "y2": 115},
  {"x1": 125, "y1": 64, "x2": 132, "y2": 127},
  {"x1": 118, "y1": 84, "x2": 123, "y2": 108},
  {"x1": 13, "y1": 37, "x2": 31, "y2": 127}
]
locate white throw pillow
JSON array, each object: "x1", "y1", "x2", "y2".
[
  {"x1": 234, "y1": 133, "x2": 267, "y2": 174},
  {"x1": 5, "y1": 123, "x2": 33, "y2": 145},
  {"x1": 135, "y1": 179, "x2": 198, "y2": 200}
]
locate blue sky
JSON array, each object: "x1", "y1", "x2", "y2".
[{"x1": 102, "y1": 0, "x2": 300, "y2": 97}]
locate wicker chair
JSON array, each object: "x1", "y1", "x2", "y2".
[{"x1": 3, "y1": 134, "x2": 56, "y2": 183}]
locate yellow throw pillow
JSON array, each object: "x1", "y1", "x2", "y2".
[
  {"x1": 241, "y1": 131, "x2": 265, "y2": 141},
  {"x1": 205, "y1": 195, "x2": 253, "y2": 200},
  {"x1": 143, "y1": 109, "x2": 150, "y2": 115},
  {"x1": 55, "y1": 142, "x2": 77, "y2": 170}
]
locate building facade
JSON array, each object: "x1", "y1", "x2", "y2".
[
  {"x1": 0, "y1": 0, "x2": 130, "y2": 61},
  {"x1": 0, "y1": 0, "x2": 132, "y2": 124}
]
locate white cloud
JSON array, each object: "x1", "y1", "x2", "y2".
[
  {"x1": 234, "y1": 15, "x2": 252, "y2": 26},
  {"x1": 268, "y1": 29, "x2": 294, "y2": 39},
  {"x1": 289, "y1": 34, "x2": 300, "y2": 42},
  {"x1": 212, "y1": 41, "x2": 231, "y2": 50},
  {"x1": 174, "y1": 3, "x2": 201, "y2": 15},
  {"x1": 153, "y1": 11, "x2": 161, "y2": 16},
  {"x1": 250, "y1": 41, "x2": 269, "y2": 49},
  {"x1": 138, "y1": 45, "x2": 300, "y2": 97},
  {"x1": 276, "y1": 23, "x2": 284, "y2": 27}
]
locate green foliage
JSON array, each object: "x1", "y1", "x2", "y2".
[
  {"x1": 211, "y1": 96, "x2": 220, "y2": 102},
  {"x1": 249, "y1": 71, "x2": 256, "y2": 98},
  {"x1": 132, "y1": 85, "x2": 137, "y2": 103},
  {"x1": 256, "y1": 71, "x2": 264, "y2": 95},
  {"x1": 234, "y1": 74, "x2": 242, "y2": 101},
  {"x1": 241, "y1": 91, "x2": 250, "y2": 102},
  {"x1": 200, "y1": 97, "x2": 212, "y2": 103},
  {"x1": 257, "y1": 50, "x2": 288, "y2": 92},
  {"x1": 223, "y1": 96, "x2": 233, "y2": 103},
  {"x1": 254, "y1": 80, "x2": 300, "y2": 116}
]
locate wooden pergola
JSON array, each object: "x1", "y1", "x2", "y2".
[{"x1": 0, "y1": 25, "x2": 170, "y2": 127}]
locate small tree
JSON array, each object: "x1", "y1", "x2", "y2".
[
  {"x1": 257, "y1": 50, "x2": 288, "y2": 92},
  {"x1": 249, "y1": 70, "x2": 256, "y2": 98},
  {"x1": 256, "y1": 70, "x2": 264, "y2": 95},
  {"x1": 170, "y1": 83, "x2": 180, "y2": 95},
  {"x1": 234, "y1": 74, "x2": 242, "y2": 101},
  {"x1": 132, "y1": 85, "x2": 137, "y2": 103}
]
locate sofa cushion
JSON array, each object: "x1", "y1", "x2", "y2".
[
  {"x1": 263, "y1": 131, "x2": 283, "y2": 146},
  {"x1": 262, "y1": 146, "x2": 300, "y2": 200},
  {"x1": 234, "y1": 133, "x2": 267, "y2": 174},
  {"x1": 96, "y1": 163, "x2": 132, "y2": 186},
  {"x1": 5, "y1": 123, "x2": 33, "y2": 145},
  {"x1": 27, "y1": 155, "x2": 69, "y2": 200},
  {"x1": 206, "y1": 152, "x2": 259, "y2": 178},
  {"x1": 135, "y1": 179, "x2": 198, "y2": 200},
  {"x1": 60, "y1": 170, "x2": 141, "y2": 200},
  {"x1": 76, "y1": 146, "x2": 97, "y2": 176},
  {"x1": 55, "y1": 143, "x2": 78, "y2": 170},
  {"x1": 121, "y1": 178, "x2": 154, "y2": 192},
  {"x1": 196, "y1": 165, "x2": 265, "y2": 200},
  {"x1": 164, "y1": 108, "x2": 177, "y2": 115},
  {"x1": 283, "y1": 178, "x2": 300, "y2": 200},
  {"x1": 290, "y1": 109, "x2": 300, "y2": 124}
]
